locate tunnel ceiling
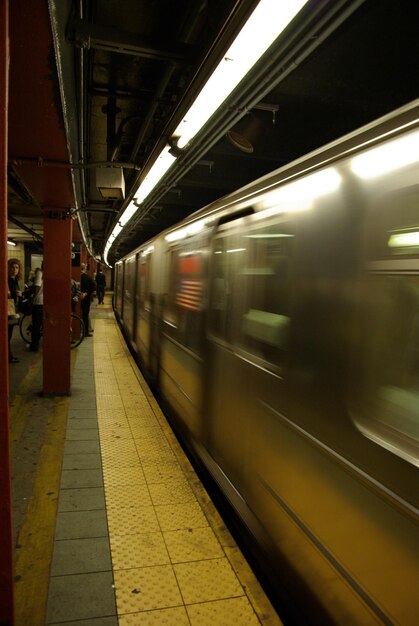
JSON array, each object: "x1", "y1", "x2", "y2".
[{"x1": 7, "y1": 0, "x2": 419, "y2": 264}]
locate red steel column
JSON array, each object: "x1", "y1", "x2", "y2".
[
  {"x1": 43, "y1": 210, "x2": 72, "y2": 395},
  {"x1": 80, "y1": 244, "x2": 87, "y2": 269},
  {"x1": 0, "y1": 1, "x2": 14, "y2": 623},
  {"x1": 89, "y1": 256, "x2": 96, "y2": 276}
]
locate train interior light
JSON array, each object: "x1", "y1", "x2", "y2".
[
  {"x1": 245, "y1": 233, "x2": 295, "y2": 238},
  {"x1": 351, "y1": 128, "x2": 419, "y2": 178},
  {"x1": 165, "y1": 218, "x2": 208, "y2": 242},
  {"x1": 255, "y1": 167, "x2": 342, "y2": 215},
  {"x1": 388, "y1": 231, "x2": 419, "y2": 250},
  {"x1": 226, "y1": 247, "x2": 246, "y2": 254}
]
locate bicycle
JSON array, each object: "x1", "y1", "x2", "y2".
[{"x1": 19, "y1": 312, "x2": 86, "y2": 349}]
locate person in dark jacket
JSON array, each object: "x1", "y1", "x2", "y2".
[
  {"x1": 80, "y1": 263, "x2": 96, "y2": 336},
  {"x1": 7, "y1": 258, "x2": 22, "y2": 362},
  {"x1": 95, "y1": 267, "x2": 106, "y2": 304},
  {"x1": 29, "y1": 265, "x2": 43, "y2": 352}
]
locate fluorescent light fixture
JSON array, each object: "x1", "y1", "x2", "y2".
[
  {"x1": 351, "y1": 128, "x2": 419, "y2": 179},
  {"x1": 174, "y1": 0, "x2": 309, "y2": 149},
  {"x1": 134, "y1": 146, "x2": 176, "y2": 204},
  {"x1": 120, "y1": 201, "x2": 138, "y2": 227},
  {"x1": 7, "y1": 240, "x2": 16, "y2": 246},
  {"x1": 388, "y1": 231, "x2": 419, "y2": 248},
  {"x1": 255, "y1": 167, "x2": 341, "y2": 217},
  {"x1": 112, "y1": 224, "x2": 123, "y2": 238},
  {"x1": 104, "y1": 147, "x2": 176, "y2": 262},
  {"x1": 104, "y1": 0, "x2": 309, "y2": 260}
]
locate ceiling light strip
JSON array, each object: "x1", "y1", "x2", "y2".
[{"x1": 105, "y1": 0, "x2": 309, "y2": 265}]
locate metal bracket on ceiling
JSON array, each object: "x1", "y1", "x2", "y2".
[
  {"x1": 253, "y1": 103, "x2": 280, "y2": 125},
  {"x1": 44, "y1": 210, "x2": 71, "y2": 221},
  {"x1": 168, "y1": 188, "x2": 182, "y2": 199},
  {"x1": 231, "y1": 102, "x2": 280, "y2": 125},
  {"x1": 67, "y1": 18, "x2": 192, "y2": 62},
  {"x1": 196, "y1": 159, "x2": 214, "y2": 173}
]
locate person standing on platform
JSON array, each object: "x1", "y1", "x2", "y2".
[
  {"x1": 7, "y1": 258, "x2": 22, "y2": 363},
  {"x1": 71, "y1": 279, "x2": 81, "y2": 312},
  {"x1": 80, "y1": 263, "x2": 96, "y2": 336},
  {"x1": 95, "y1": 266, "x2": 106, "y2": 304},
  {"x1": 30, "y1": 265, "x2": 43, "y2": 352}
]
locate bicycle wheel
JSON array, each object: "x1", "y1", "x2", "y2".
[
  {"x1": 70, "y1": 313, "x2": 85, "y2": 349},
  {"x1": 19, "y1": 314, "x2": 32, "y2": 344}
]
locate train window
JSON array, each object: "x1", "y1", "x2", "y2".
[
  {"x1": 115, "y1": 263, "x2": 122, "y2": 311},
  {"x1": 355, "y1": 274, "x2": 419, "y2": 463},
  {"x1": 164, "y1": 245, "x2": 205, "y2": 354},
  {"x1": 237, "y1": 221, "x2": 294, "y2": 367},
  {"x1": 139, "y1": 257, "x2": 150, "y2": 311},
  {"x1": 209, "y1": 236, "x2": 239, "y2": 342},
  {"x1": 165, "y1": 249, "x2": 179, "y2": 326},
  {"x1": 354, "y1": 190, "x2": 419, "y2": 464}
]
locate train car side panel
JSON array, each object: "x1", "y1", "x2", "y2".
[
  {"x1": 114, "y1": 101, "x2": 419, "y2": 626},
  {"x1": 159, "y1": 232, "x2": 208, "y2": 438}
]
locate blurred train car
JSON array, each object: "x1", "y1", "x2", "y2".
[{"x1": 114, "y1": 100, "x2": 419, "y2": 625}]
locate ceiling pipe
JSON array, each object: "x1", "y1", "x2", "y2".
[
  {"x1": 9, "y1": 157, "x2": 141, "y2": 170},
  {"x1": 76, "y1": 0, "x2": 93, "y2": 252},
  {"x1": 109, "y1": 115, "x2": 143, "y2": 163},
  {"x1": 126, "y1": 0, "x2": 209, "y2": 182},
  {"x1": 8, "y1": 215, "x2": 43, "y2": 243},
  {"x1": 105, "y1": 1, "x2": 260, "y2": 253},
  {"x1": 48, "y1": 0, "x2": 92, "y2": 251}
]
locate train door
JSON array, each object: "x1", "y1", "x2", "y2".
[
  {"x1": 132, "y1": 253, "x2": 139, "y2": 351},
  {"x1": 148, "y1": 246, "x2": 162, "y2": 382},
  {"x1": 115, "y1": 261, "x2": 124, "y2": 320},
  {"x1": 123, "y1": 255, "x2": 136, "y2": 342},
  {"x1": 205, "y1": 217, "x2": 254, "y2": 492},
  {"x1": 206, "y1": 214, "x2": 294, "y2": 501},
  {"x1": 136, "y1": 248, "x2": 152, "y2": 369},
  {"x1": 160, "y1": 236, "x2": 206, "y2": 439}
]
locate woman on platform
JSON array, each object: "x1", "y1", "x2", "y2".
[{"x1": 7, "y1": 258, "x2": 22, "y2": 363}]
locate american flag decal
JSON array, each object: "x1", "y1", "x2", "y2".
[{"x1": 176, "y1": 279, "x2": 202, "y2": 311}]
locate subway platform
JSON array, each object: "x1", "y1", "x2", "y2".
[{"x1": 9, "y1": 294, "x2": 282, "y2": 626}]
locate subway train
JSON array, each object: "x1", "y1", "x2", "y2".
[{"x1": 114, "y1": 99, "x2": 419, "y2": 625}]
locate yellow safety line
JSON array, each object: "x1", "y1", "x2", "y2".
[
  {"x1": 94, "y1": 318, "x2": 282, "y2": 626},
  {"x1": 9, "y1": 355, "x2": 43, "y2": 452},
  {"x1": 12, "y1": 353, "x2": 76, "y2": 626},
  {"x1": 13, "y1": 396, "x2": 68, "y2": 626}
]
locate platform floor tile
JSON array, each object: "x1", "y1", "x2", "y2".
[
  {"x1": 92, "y1": 318, "x2": 282, "y2": 626},
  {"x1": 186, "y1": 596, "x2": 262, "y2": 626},
  {"x1": 119, "y1": 606, "x2": 190, "y2": 625},
  {"x1": 174, "y1": 558, "x2": 244, "y2": 605},
  {"x1": 46, "y1": 571, "x2": 116, "y2": 623},
  {"x1": 113, "y1": 565, "x2": 183, "y2": 613}
]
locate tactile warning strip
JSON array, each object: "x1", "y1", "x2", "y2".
[{"x1": 93, "y1": 318, "x2": 282, "y2": 626}]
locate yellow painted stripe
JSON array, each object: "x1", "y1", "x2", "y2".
[
  {"x1": 10, "y1": 356, "x2": 43, "y2": 452},
  {"x1": 13, "y1": 396, "x2": 68, "y2": 626},
  {"x1": 94, "y1": 318, "x2": 282, "y2": 626},
  {"x1": 13, "y1": 353, "x2": 76, "y2": 626}
]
